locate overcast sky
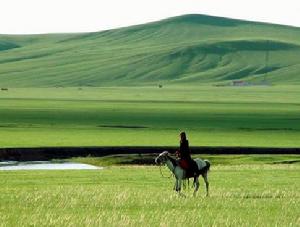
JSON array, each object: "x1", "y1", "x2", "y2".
[{"x1": 1, "y1": 0, "x2": 299, "y2": 34}]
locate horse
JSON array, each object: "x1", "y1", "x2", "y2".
[{"x1": 155, "y1": 151, "x2": 210, "y2": 196}]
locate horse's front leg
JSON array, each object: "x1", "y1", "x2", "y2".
[
  {"x1": 174, "y1": 179, "x2": 178, "y2": 191},
  {"x1": 182, "y1": 179, "x2": 186, "y2": 190},
  {"x1": 175, "y1": 178, "x2": 182, "y2": 192},
  {"x1": 176, "y1": 178, "x2": 186, "y2": 197}
]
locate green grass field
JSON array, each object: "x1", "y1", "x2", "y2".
[
  {"x1": 0, "y1": 86, "x2": 300, "y2": 148},
  {"x1": 1, "y1": 14, "x2": 300, "y2": 227},
  {"x1": 0, "y1": 156, "x2": 299, "y2": 226},
  {"x1": 1, "y1": 14, "x2": 300, "y2": 148}
]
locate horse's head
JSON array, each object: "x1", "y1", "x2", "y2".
[{"x1": 155, "y1": 151, "x2": 169, "y2": 165}]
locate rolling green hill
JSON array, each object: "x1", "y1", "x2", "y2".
[{"x1": 0, "y1": 14, "x2": 300, "y2": 87}]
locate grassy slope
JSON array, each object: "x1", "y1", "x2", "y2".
[
  {"x1": 0, "y1": 15, "x2": 300, "y2": 148},
  {"x1": 0, "y1": 86, "x2": 300, "y2": 148},
  {"x1": 0, "y1": 14, "x2": 300, "y2": 86},
  {"x1": 0, "y1": 164, "x2": 299, "y2": 226}
]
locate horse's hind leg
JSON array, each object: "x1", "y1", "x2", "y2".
[
  {"x1": 203, "y1": 172, "x2": 209, "y2": 197},
  {"x1": 193, "y1": 177, "x2": 200, "y2": 197}
]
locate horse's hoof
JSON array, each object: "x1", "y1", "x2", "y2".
[{"x1": 178, "y1": 192, "x2": 186, "y2": 198}]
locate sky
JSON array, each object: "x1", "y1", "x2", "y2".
[{"x1": 0, "y1": 0, "x2": 299, "y2": 34}]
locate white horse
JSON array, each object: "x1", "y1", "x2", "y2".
[{"x1": 155, "y1": 151, "x2": 210, "y2": 196}]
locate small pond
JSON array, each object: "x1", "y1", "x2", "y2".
[{"x1": 0, "y1": 161, "x2": 102, "y2": 170}]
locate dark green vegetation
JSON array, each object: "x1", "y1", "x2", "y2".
[
  {"x1": 0, "y1": 86, "x2": 300, "y2": 148},
  {"x1": 70, "y1": 154, "x2": 300, "y2": 166},
  {"x1": 0, "y1": 156, "x2": 299, "y2": 226},
  {"x1": 1, "y1": 14, "x2": 300, "y2": 86}
]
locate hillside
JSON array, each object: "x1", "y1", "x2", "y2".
[{"x1": 0, "y1": 14, "x2": 300, "y2": 87}]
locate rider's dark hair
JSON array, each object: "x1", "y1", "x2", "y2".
[{"x1": 180, "y1": 131, "x2": 187, "y2": 143}]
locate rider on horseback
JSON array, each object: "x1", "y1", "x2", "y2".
[{"x1": 176, "y1": 132, "x2": 198, "y2": 176}]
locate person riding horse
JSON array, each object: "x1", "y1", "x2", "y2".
[{"x1": 176, "y1": 132, "x2": 198, "y2": 177}]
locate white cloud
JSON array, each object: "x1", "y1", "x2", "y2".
[{"x1": 0, "y1": 0, "x2": 299, "y2": 34}]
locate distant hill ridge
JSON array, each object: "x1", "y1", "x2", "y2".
[{"x1": 0, "y1": 14, "x2": 300, "y2": 87}]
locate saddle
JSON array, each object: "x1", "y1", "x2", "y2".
[{"x1": 179, "y1": 159, "x2": 199, "y2": 178}]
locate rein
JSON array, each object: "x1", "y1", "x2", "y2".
[{"x1": 159, "y1": 164, "x2": 174, "y2": 178}]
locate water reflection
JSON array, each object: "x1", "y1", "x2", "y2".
[{"x1": 0, "y1": 161, "x2": 102, "y2": 170}]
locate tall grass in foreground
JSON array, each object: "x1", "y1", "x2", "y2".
[{"x1": 0, "y1": 164, "x2": 299, "y2": 226}]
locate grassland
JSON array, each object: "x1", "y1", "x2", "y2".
[
  {"x1": 0, "y1": 155, "x2": 299, "y2": 226},
  {"x1": 0, "y1": 86, "x2": 300, "y2": 148},
  {"x1": 1, "y1": 14, "x2": 299, "y2": 148},
  {"x1": 1, "y1": 14, "x2": 300, "y2": 87},
  {"x1": 1, "y1": 14, "x2": 299, "y2": 227}
]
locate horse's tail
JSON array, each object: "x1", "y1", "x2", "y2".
[{"x1": 204, "y1": 160, "x2": 211, "y2": 172}]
